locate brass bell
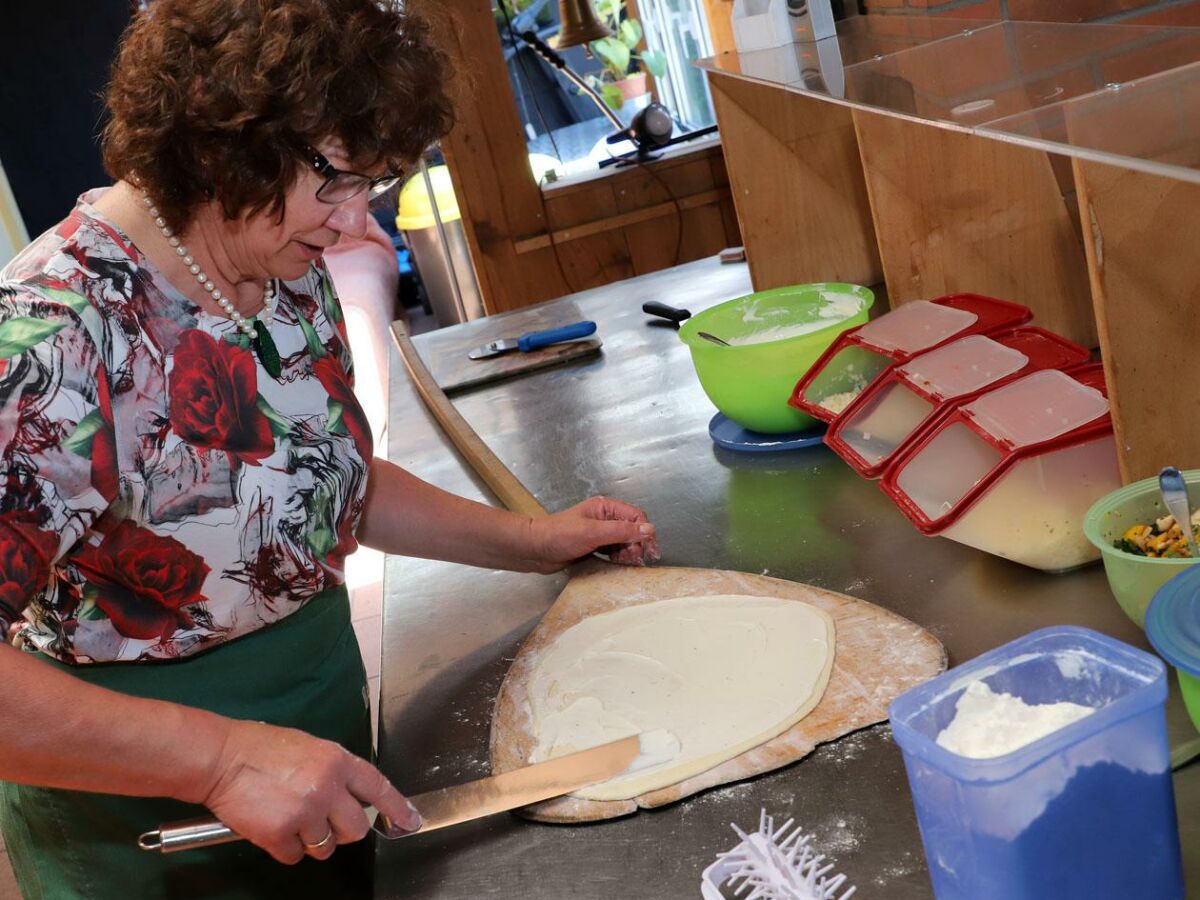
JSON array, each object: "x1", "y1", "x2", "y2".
[{"x1": 554, "y1": 0, "x2": 612, "y2": 49}]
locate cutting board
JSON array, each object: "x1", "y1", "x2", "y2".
[
  {"x1": 402, "y1": 301, "x2": 602, "y2": 395},
  {"x1": 489, "y1": 559, "x2": 946, "y2": 823},
  {"x1": 391, "y1": 325, "x2": 947, "y2": 825}
]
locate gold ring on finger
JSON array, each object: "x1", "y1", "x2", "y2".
[{"x1": 301, "y1": 827, "x2": 335, "y2": 852}]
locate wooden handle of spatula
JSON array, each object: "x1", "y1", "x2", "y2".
[{"x1": 390, "y1": 321, "x2": 549, "y2": 519}]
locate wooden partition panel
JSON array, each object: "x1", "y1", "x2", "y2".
[
  {"x1": 708, "y1": 73, "x2": 883, "y2": 292},
  {"x1": 852, "y1": 110, "x2": 1098, "y2": 347},
  {"x1": 1074, "y1": 158, "x2": 1200, "y2": 481}
]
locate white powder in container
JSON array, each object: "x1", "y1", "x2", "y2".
[
  {"x1": 820, "y1": 389, "x2": 862, "y2": 414},
  {"x1": 935, "y1": 680, "x2": 1095, "y2": 759}
]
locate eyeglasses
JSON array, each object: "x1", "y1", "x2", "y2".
[{"x1": 304, "y1": 145, "x2": 401, "y2": 204}]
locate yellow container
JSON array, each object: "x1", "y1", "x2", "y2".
[{"x1": 395, "y1": 165, "x2": 461, "y2": 231}]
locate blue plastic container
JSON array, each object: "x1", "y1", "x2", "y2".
[
  {"x1": 889, "y1": 626, "x2": 1183, "y2": 900},
  {"x1": 1146, "y1": 564, "x2": 1200, "y2": 733}
]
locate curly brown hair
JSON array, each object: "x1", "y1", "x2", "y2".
[{"x1": 102, "y1": 0, "x2": 454, "y2": 233}]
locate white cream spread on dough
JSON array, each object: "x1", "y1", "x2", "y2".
[
  {"x1": 526, "y1": 594, "x2": 835, "y2": 801},
  {"x1": 936, "y1": 680, "x2": 1095, "y2": 759}
]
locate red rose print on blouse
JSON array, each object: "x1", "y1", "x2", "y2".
[
  {"x1": 314, "y1": 355, "x2": 372, "y2": 461},
  {"x1": 0, "y1": 510, "x2": 59, "y2": 622},
  {"x1": 325, "y1": 501, "x2": 360, "y2": 572},
  {"x1": 74, "y1": 520, "x2": 210, "y2": 641},
  {"x1": 168, "y1": 329, "x2": 274, "y2": 465},
  {"x1": 91, "y1": 366, "x2": 118, "y2": 500}
]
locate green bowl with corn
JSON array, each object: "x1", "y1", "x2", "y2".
[{"x1": 1084, "y1": 470, "x2": 1200, "y2": 628}]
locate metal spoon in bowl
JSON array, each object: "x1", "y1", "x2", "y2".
[
  {"x1": 1159, "y1": 467, "x2": 1200, "y2": 558},
  {"x1": 697, "y1": 331, "x2": 731, "y2": 347}
]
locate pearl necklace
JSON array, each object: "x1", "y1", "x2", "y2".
[{"x1": 139, "y1": 192, "x2": 276, "y2": 338}]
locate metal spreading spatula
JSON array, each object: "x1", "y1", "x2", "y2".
[
  {"x1": 139, "y1": 732, "x2": 670, "y2": 853},
  {"x1": 1159, "y1": 467, "x2": 1199, "y2": 558}
]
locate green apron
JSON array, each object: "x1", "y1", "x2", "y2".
[{"x1": 0, "y1": 585, "x2": 374, "y2": 899}]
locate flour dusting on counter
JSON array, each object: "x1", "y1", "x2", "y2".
[{"x1": 936, "y1": 680, "x2": 1095, "y2": 759}]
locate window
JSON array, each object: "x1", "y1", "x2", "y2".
[
  {"x1": 493, "y1": 0, "x2": 717, "y2": 180},
  {"x1": 637, "y1": 0, "x2": 717, "y2": 130}
]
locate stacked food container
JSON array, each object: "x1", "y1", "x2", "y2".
[
  {"x1": 790, "y1": 294, "x2": 1031, "y2": 421},
  {"x1": 879, "y1": 365, "x2": 1120, "y2": 571},
  {"x1": 793, "y1": 295, "x2": 1121, "y2": 572},
  {"x1": 825, "y1": 327, "x2": 1090, "y2": 479}
]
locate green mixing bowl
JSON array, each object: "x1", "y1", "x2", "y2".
[
  {"x1": 1083, "y1": 470, "x2": 1200, "y2": 628},
  {"x1": 678, "y1": 283, "x2": 874, "y2": 434},
  {"x1": 1182, "y1": 670, "x2": 1200, "y2": 734}
]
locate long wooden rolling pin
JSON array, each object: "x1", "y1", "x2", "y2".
[{"x1": 392, "y1": 321, "x2": 548, "y2": 519}]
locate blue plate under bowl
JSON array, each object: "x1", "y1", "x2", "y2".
[{"x1": 708, "y1": 413, "x2": 826, "y2": 453}]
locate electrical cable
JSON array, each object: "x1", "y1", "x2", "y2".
[
  {"x1": 499, "y1": 3, "x2": 692, "y2": 286},
  {"x1": 497, "y1": 0, "x2": 580, "y2": 294},
  {"x1": 608, "y1": 146, "x2": 684, "y2": 268},
  {"x1": 504, "y1": 4, "x2": 693, "y2": 286}
]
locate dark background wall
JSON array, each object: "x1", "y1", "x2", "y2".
[{"x1": 0, "y1": 2, "x2": 132, "y2": 239}]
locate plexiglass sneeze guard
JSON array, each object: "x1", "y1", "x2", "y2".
[{"x1": 697, "y1": 16, "x2": 1200, "y2": 184}]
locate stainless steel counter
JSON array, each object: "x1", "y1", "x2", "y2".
[{"x1": 375, "y1": 255, "x2": 1200, "y2": 898}]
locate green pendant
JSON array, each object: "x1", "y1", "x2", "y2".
[{"x1": 253, "y1": 320, "x2": 282, "y2": 379}]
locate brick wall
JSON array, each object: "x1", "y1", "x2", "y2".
[{"x1": 863, "y1": 0, "x2": 1200, "y2": 23}]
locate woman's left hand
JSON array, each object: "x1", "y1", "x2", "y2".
[{"x1": 526, "y1": 497, "x2": 660, "y2": 572}]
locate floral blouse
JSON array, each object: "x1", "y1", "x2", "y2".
[{"x1": 0, "y1": 191, "x2": 373, "y2": 663}]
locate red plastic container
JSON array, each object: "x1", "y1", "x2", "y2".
[
  {"x1": 825, "y1": 326, "x2": 1091, "y2": 479},
  {"x1": 879, "y1": 364, "x2": 1120, "y2": 572},
  {"x1": 789, "y1": 293, "x2": 1031, "y2": 423}
]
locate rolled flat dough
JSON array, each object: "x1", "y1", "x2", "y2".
[{"x1": 526, "y1": 594, "x2": 835, "y2": 801}]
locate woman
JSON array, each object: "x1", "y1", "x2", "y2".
[{"x1": 0, "y1": 1, "x2": 659, "y2": 897}]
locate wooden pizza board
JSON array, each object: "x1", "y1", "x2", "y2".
[
  {"x1": 391, "y1": 324, "x2": 945, "y2": 826},
  {"x1": 411, "y1": 300, "x2": 601, "y2": 395},
  {"x1": 489, "y1": 558, "x2": 946, "y2": 823}
]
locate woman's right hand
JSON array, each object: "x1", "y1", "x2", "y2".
[{"x1": 199, "y1": 719, "x2": 419, "y2": 863}]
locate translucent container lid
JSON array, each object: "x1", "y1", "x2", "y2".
[
  {"x1": 896, "y1": 334, "x2": 1028, "y2": 399},
  {"x1": 790, "y1": 293, "x2": 1032, "y2": 422},
  {"x1": 964, "y1": 369, "x2": 1110, "y2": 449},
  {"x1": 890, "y1": 625, "x2": 1167, "y2": 783},
  {"x1": 880, "y1": 363, "x2": 1112, "y2": 530},
  {"x1": 827, "y1": 327, "x2": 1089, "y2": 478},
  {"x1": 854, "y1": 300, "x2": 978, "y2": 353}
]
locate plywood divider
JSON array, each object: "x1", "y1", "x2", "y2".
[
  {"x1": 708, "y1": 72, "x2": 883, "y2": 291},
  {"x1": 852, "y1": 110, "x2": 1097, "y2": 347},
  {"x1": 1073, "y1": 158, "x2": 1200, "y2": 481}
]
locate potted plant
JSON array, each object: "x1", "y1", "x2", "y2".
[{"x1": 584, "y1": 0, "x2": 667, "y2": 112}]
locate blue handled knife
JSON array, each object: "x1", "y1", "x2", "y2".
[{"x1": 468, "y1": 320, "x2": 597, "y2": 360}]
